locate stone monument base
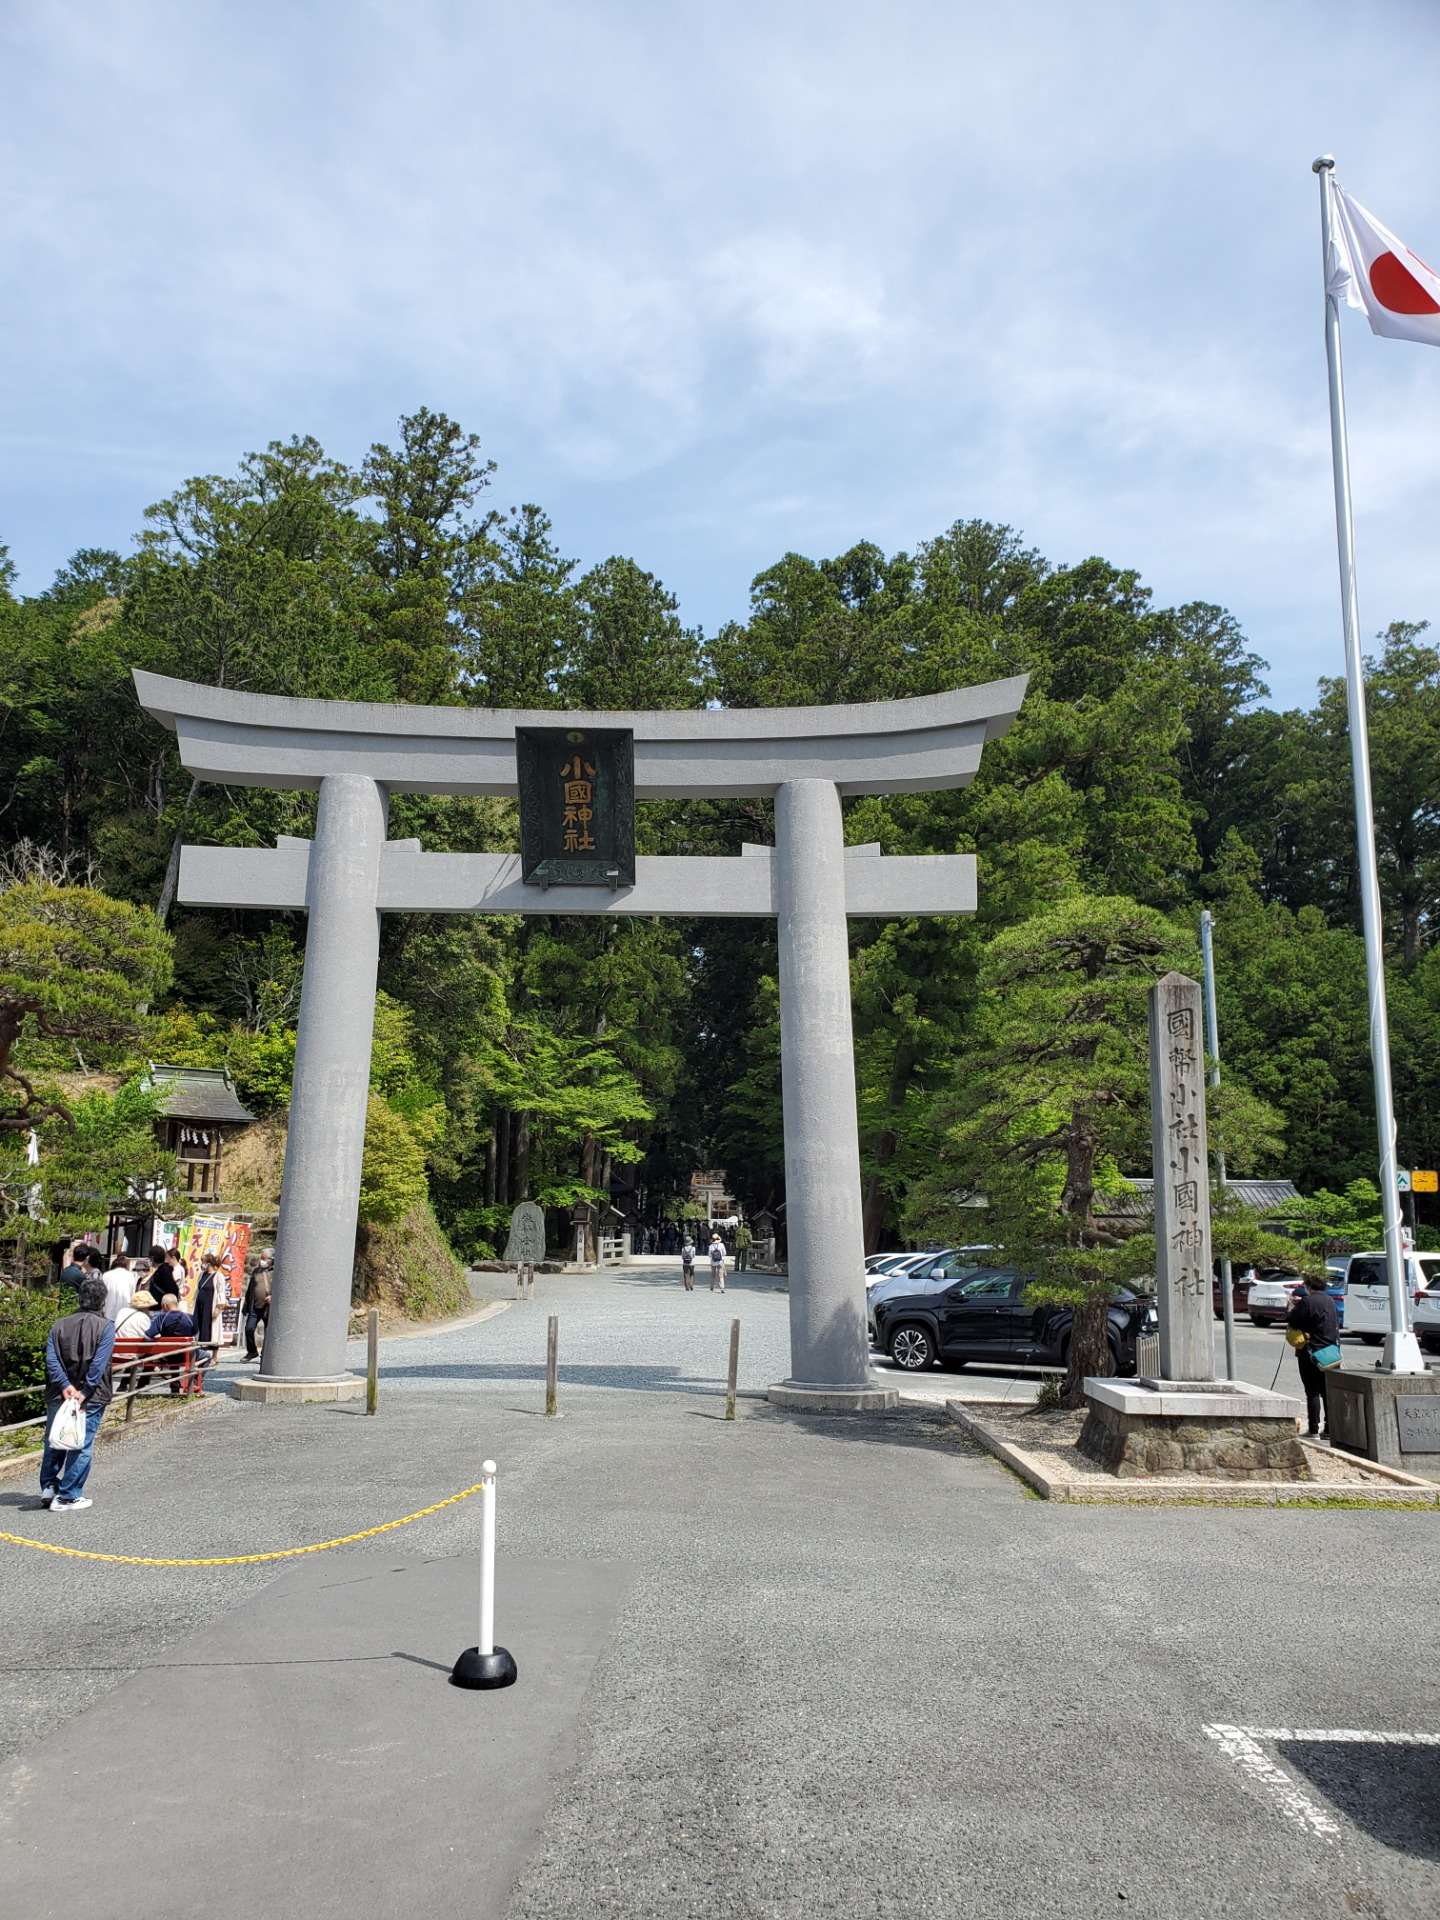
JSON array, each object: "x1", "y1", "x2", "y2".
[
  {"x1": 768, "y1": 1379, "x2": 899, "y2": 1414},
  {"x1": 1325, "y1": 1367, "x2": 1440, "y2": 1467},
  {"x1": 1078, "y1": 1379, "x2": 1307, "y2": 1480},
  {"x1": 232, "y1": 1374, "x2": 365, "y2": 1405}
]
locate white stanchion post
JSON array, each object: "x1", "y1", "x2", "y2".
[
  {"x1": 449, "y1": 1457, "x2": 518, "y2": 1691},
  {"x1": 479, "y1": 1459, "x2": 496, "y2": 1658}
]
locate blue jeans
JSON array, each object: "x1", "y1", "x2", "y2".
[{"x1": 40, "y1": 1401, "x2": 105, "y2": 1500}]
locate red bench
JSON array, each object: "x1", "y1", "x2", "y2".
[{"x1": 112, "y1": 1337, "x2": 213, "y2": 1400}]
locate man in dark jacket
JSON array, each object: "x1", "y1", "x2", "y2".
[
  {"x1": 1286, "y1": 1273, "x2": 1340, "y2": 1438},
  {"x1": 146, "y1": 1291, "x2": 199, "y2": 1395},
  {"x1": 146, "y1": 1293, "x2": 197, "y2": 1339},
  {"x1": 41, "y1": 1275, "x2": 116, "y2": 1511},
  {"x1": 242, "y1": 1256, "x2": 272, "y2": 1360}
]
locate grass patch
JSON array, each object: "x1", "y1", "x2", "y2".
[{"x1": 355, "y1": 1200, "x2": 470, "y2": 1324}]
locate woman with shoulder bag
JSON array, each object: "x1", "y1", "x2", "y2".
[{"x1": 1286, "y1": 1273, "x2": 1342, "y2": 1439}]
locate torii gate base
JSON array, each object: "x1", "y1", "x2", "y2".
[{"x1": 136, "y1": 671, "x2": 1025, "y2": 1412}]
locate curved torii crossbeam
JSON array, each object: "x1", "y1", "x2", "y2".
[{"x1": 136, "y1": 669, "x2": 1027, "y2": 1410}]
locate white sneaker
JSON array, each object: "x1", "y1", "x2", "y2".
[{"x1": 50, "y1": 1496, "x2": 92, "y2": 1512}]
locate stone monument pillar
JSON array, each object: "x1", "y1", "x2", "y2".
[
  {"x1": 1148, "y1": 971, "x2": 1216, "y2": 1383},
  {"x1": 244, "y1": 774, "x2": 388, "y2": 1401},
  {"x1": 769, "y1": 780, "x2": 896, "y2": 1411},
  {"x1": 1076, "y1": 969, "x2": 1306, "y2": 1478}
]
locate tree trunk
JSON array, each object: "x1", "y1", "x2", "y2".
[
  {"x1": 580, "y1": 1135, "x2": 598, "y2": 1262},
  {"x1": 483, "y1": 1121, "x2": 496, "y2": 1209},
  {"x1": 156, "y1": 775, "x2": 203, "y2": 926},
  {"x1": 1060, "y1": 1297, "x2": 1113, "y2": 1408},
  {"x1": 1058, "y1": 1122, "x2": 1113, "y2": 1409},
  {"x1": 862, "y1": 1039, "x2": 916, "y2": 1252},
  {"x1": 513, "y1": 1111, "x2": 532, "y2": 1202},
  {"x1": 495, "y1": 1108, "x2": 511, "y2": 1208}
]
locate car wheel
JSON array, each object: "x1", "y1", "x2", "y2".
[
  {"x1": 1249, "y1": 1313, "x2": 1266, "y2": 1326},
  {"x1": 888, "y1": 1323, "x2": 935, "y2": 1371},
  {"x1": 1360, "y1": 1333, "x2": 1384, "y2": 1346}
]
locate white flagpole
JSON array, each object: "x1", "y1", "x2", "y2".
[{"x1": 1313, "y1": 155, "x2": 1425, "y2": 1373}]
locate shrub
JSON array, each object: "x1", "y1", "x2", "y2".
[
  {"x1": 358, "y1": 1095, "x2": 429, "y2": 1227},
  {"x1": 0, "y1": 1285, "x2": 75, "y2": 1423}
]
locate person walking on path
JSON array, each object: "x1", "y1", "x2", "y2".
[
  {"x1": 1286, "y1": 1273, "x2": 1341, "y2": 1438},
  {"x1": 708, "y1": 1233, "x2": 728, "y2": 1293},
  {"x1": 680, "y1": 1236, "x2": 696, "y2": 1291},
  {"x1": 734, "y1": 1222, "x2": 752, "y2": 1273},
  {"x1": 242, "y1": 1255, "x2": 272, "y2": 1360},
  {"x1": 40, "y1": 1275, "x2": 116, "y2": 1512}
]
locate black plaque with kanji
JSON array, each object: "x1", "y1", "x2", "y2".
[{"x1": 516, "y1": 726, "x2": 635, "y2": 889}]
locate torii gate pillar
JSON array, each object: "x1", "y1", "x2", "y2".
[
  {"x1": 135, "y1": 670, "x2": 1026, "y2": 1410},
  {"x1": 772, "y1": 780, "x2": 873, "y2": 1404}
]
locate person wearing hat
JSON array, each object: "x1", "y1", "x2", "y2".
[{"x1": 113, "y1": 1291, "x2": 156, "y2": 1340}]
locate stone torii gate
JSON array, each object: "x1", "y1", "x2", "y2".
[{"x1": 135, "y1": 670, "x2": 1027, "y2": 1410}]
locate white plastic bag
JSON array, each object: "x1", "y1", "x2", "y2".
[{"x1": 47, "y1": 1397, "x2": 86, "y2": 1451}]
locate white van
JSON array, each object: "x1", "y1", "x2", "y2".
[{"x1": 1340, "y1": 1250, "x2": 1440, "y2": 1344}]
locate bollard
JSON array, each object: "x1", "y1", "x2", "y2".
[
  {"x1": 545, "y1": 1314, "x2": 559, "y2": 1416},
  {"x1": 366, "y1": 1308, "x2": 379, "y2": 1415},
  {"x1": 449, "y1": 1459, "x2": 518, "y2": 1690},
  {"x1": 725, "y1": 1317, "x2": 740, "y2": 1421}
]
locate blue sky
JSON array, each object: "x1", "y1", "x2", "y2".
[{"x1": 3, "y1": 0, "x2": 1437, "y2": 707}]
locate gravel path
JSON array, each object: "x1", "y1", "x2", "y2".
[{"x1": 370, "y1": 1261, "x2": 794, "y2": 1402}]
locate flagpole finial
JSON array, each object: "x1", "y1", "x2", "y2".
[{"x1": 1312, "y1": 154, "x2": 1336, "y2": 173}]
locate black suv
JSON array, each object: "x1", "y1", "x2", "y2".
[{"x1": 871, "y1": 1266, "x2": 1155, "y2": 1374}]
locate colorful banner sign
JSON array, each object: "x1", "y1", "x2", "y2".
[{"x1": 154, "y1": 1216, "x2": 251, "y2": 1343}]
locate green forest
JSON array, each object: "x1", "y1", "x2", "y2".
[{"x1": 3, "y1": 406, "x2": 1438, "y2": 1304}]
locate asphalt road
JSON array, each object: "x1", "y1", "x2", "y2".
[{"x1": 2, "y1": 1263, "x2": 1437, "y2": 1918}]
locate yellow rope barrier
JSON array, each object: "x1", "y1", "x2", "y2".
[{"x1": 0, "y1": 1481, "x2": 486, "y2": 1567}]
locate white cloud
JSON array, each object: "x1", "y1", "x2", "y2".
[{"x1": 2, "y1": 0, "x2": 1438, "y2": 704}]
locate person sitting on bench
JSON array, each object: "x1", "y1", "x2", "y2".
[{"x1": 146, "y1": 1291, "x2": 199, "y2": 1395}]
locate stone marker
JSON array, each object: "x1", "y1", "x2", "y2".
[
  {"x1": 1077, "y1": 969, "x2": 1303, "y2": 1479},
  {"x1": 1148, "y1": 971, "x2": 1215, "y2": 1383},
  {"x1": 503, "y1": 1202, "x2": 547, "y2": 1267}
]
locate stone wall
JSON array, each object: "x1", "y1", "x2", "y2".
[{"x1": 1077, "y1": 1399, "x2": 1310, "y2": 1480}]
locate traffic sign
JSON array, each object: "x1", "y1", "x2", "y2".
[
  {"x1": 1411, "y1": 1169, "x2": 1438, "y2": 1193},
  {"x1": 1397, "y1": 1170, "x2": 1411, "y2": 1191}
]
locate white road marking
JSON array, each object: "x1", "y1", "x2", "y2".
[
  {"x1": 1240, "y1": 1727, "x2": 1440, "y2": 1745},
  {"x1": 1203, "y1": 1724, "x2": 1440, "y2": 1846}
]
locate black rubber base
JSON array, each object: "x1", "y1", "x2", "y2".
[{"x1": 449, "y1": 1645, "x2": 518, "y2": 1690}]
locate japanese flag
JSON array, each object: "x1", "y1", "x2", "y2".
[{"x1": 1328, "y1": 182, "x2": 1440, "y2": 346}]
